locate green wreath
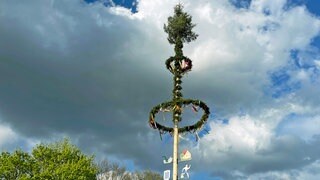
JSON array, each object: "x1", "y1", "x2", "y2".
[
  {"x1": 149, "y1": 99, "x2": 210, "y2": 133},
  {"x1": 166, "y1": 56, "x2": 193, "y2": 74}
]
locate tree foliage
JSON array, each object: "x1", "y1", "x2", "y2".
[
  {"x1": 164, "y1": 3, "x2": 198, "y2": 56},
  {"x1": 0, "y1": 150, "x2": 34, "y2": 180},
  {"x1": 97, "y1": 159, "x2": 162, "y2": 180},
  {"x1": 136, "y1": 170, "x2": 162, "y2": 180},
  {"x1": 0, "y1": 139, "x2": 98, "y2": 180}
]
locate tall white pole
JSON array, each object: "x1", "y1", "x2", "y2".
[{"x1": 173, "y1": 120, "x2": 179, "y2": 180}]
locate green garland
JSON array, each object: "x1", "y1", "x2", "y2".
[
  {"x1": 165, "y1": 56, "x2": 193, "y2": 74},
  {"x1": 149, "y1": 99, "x2": 210, "y2": 133}
]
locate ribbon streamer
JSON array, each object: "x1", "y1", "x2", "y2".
[
  {"x1": 192, "y1": 105, "x2": 198, "y2": 112},
  {"x1": 159, "y1": 130, "x2": 163, "y2": 141},
  {"x1": 195, "y1": 132, "x2": 200, "y2": 142}
]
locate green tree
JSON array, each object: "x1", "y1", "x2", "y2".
[
  {"x1": 136, "y1": 170, "x2": 162, "y2": 180},
  {"x1": 0, "y1": 139, "x2": 98, "y2": 180},
  {"x1": 98, "y1": 159, "x2": 162, "y2": 180},
  {"x1": 0, "y1": 150, "x2": 34, "y2": 179},
  {"x1": 164, "y1": 3, "x2": 198, "y2": 56}
]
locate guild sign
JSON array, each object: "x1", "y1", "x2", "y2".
[
  {"x1": 163, "y1": 170, "x2": 170, "y2": 180},
  {"x1": 180, "y1": 164, "x2": 191, "y2": 179},
  {"x1": 180, "y1": 149, "x2": 192, "y2": 162},
  {"x1": 163, "y1": 156, "x2": 173, "y2": 164}
]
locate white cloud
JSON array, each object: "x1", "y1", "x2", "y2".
[
  {"x1": 191, "y1": 106, "x2": 284, "y2": 173},
  {"x1": 250, "y1": 0, "x2": 287, "y2": 16},
  {"x1": 191, "y1": 102, "x2": 320, "y2": 177},
  {"x1": 0, "y1": 122, "x2": 40, "y2": 152},
  {"x1": 248, "y1": 160, "x2": 320, "y2": 180},
  {"x1": 277, "y1": 115, "x2": 320, "y2": 141},
  {"x1": 0, "y1": 124, "x2": 17, "y2": 149}
]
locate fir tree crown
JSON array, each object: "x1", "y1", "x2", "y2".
[{"x1": 164, "y1": 4, "x2": 198, "y2": 45}]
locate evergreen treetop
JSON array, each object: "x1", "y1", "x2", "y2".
[{"x1": 164, "y1": 4, "x2": 198, "y2": 56}]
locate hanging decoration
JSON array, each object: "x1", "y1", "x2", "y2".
[
  {"x1": 159, "y1": 130, "x2": 164, "y2": 141},
  {"x1": 192, "y1": 105, "x2": 198, "y2": 113},
  {"x1": 166, "y1": 56, "x2": 193, "y2": 75},
  {"x1": 195, "y1": 132, "x2": 200, "y2": 142}
]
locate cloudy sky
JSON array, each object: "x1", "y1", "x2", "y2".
[{"x1": 1, "y1": 0, "x2": 320, "y2": 179}]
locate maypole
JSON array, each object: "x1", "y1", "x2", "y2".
[{"x1": 149, "y1": 4, "x2": 210, "y2": 180}]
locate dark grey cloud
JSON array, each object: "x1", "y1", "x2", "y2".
[{"x1": 0, "y1": 0, "x2": 172, "y2": 170}]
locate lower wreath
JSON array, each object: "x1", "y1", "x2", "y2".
[{"x1": 149, "y1": 99, "x2": 210, "y2": 134}]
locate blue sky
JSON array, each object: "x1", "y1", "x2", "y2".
[
  {"x1": 85, "y1": 0, "x2": 138, "y2": 12},
  {"x1": 1, "y1": 0, "x2": 320, "y2": 179}
]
